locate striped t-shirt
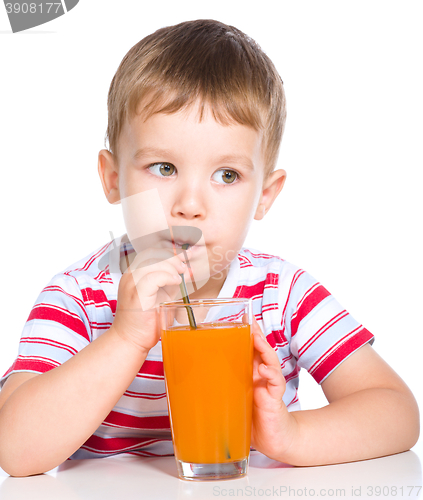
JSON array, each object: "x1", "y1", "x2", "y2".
[{"x1": 1, "y1": 236, "x2": 374, "y2": 459}]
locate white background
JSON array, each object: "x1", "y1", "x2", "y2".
[{"x1": 0, "y1": 0, "x2": 422, "y2": 449}]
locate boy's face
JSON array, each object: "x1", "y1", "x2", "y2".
[{"x1": 99, "y1": 101, "x2": 286, "y2": 298}]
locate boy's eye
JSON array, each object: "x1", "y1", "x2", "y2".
[
  {"x1": 212, "y1": 169, "x2": 238, "y2": 185},
  {"x1": 148, "y1": 162, "x2": 176, "y2": 177}
]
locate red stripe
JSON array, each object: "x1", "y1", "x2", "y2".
[
  {"x1": 81, "y1": 434, "x2": 163, "y2": 453},
  {"x1": 104, "y1": 410, "x2": 170, "y2": 430},
  {"x1": 280, "y1": 353, "x2": 294, "y2": 369},
  {"x1": 264, "y1": 273, "x2": 279, "y2": 286},
  {"x1": 28, "y1": 305, "x2": 90, "y2": 342},
  {"x1": 287, "y1": 391, "x2": 299, "y2": 407},
  {"x1": 285, "y1": 365, "x2": 301, "y2": 383},
  {"x1": 246, "y1": 251, "x2": 283, "y2": 261},
  {"x1": 136, "y1": 374, "x2": 164, "y2": 381},
  {"x1": 98, "y1": 278, "x2": 114, "y2": 284},
  {"x1": 234, "y1": 279, "x2": 266, "y2": 299},
  {"x1": 279, "y1": 269, "x2": 306, "y2": 336},
  {"x1": 129, "y1": 449, "x2": 174, "y2": 458},
  {"x1": 291, "y1": 285, "x2": 331, "y2": 337},
  {"x1": 42, "y1": 285, "x2": 89, "y2": 323},
  {"x1": 8, "y1": 356, "x2": 58, "y2": 374},
  {"x1": 91, "y1": 323, "x2": 112, "y2": 330},
  {"x1": 138, "y1": 360, "x2": 164, "y2": 378},
  {"x1": 311, "y1": 328, "x2": 374, "y2": 383},
  {"x1": 267, "y1": 329, "x2": 289, "y2": 348},
  {"x1": 81, "y1": 288, "x2": 117, "y2": 314},
  {"x1": 93, "y1": 269, "x2": 113, "y2": 283},
  {"x1": 265, "y1": 333, "x2": 277, "y2": 349},
  {"x1": 262, "y1": 303, "x2": 278, "y2": 313},
  {"x1": 308, "y1": 324, "x2": 362, "y2": 371},
  {"x1": 238, "y1": 254, "x2": 252, "y2": 265},
  {"x1": 299, "y1": 310, "x2": 348, "y2": 357},
  {"x1": 218, "y1": 310, "x2": 244, "y2": 322},
  {"x1": 20, "y1": 337, "x2": 79, "y2": 356},
  {"x1": 75, "y1": 242, "x2": 112, "y2": 272},
  {"x1": 124, "y1": 391, "x2": 167, "y2": 400}
]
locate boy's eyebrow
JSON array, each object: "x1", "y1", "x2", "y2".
[
  {"x1": 132, "y1": 147, "x2": 174, "y2": 160},
  {"x1": 215, "y1": 154, "x2": 255, "y2": 171}
]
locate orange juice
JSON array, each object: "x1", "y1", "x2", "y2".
[{"x1": 161, "y1": 321, "x2": 253, "y2": 464}]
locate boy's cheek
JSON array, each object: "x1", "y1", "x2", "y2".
[{"x1": 121, "y1": 189, "x2": 169, "y2": 250}]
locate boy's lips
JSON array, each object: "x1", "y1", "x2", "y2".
[
  {"x1": 165, "y1": 239, "x2": 206, "y2": 259},
  {"x1": 171, "y1": 240, "x2": 197, "y2": 249},
  {"x1": 167, "y1": 226, "x2": 203, "y2": 248},
  {"x1": 169, "y1": 240, "x2": 202, "y2": 252}
]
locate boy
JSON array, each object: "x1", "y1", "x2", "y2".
[{"x1": 0, "y1": 19, "x2": 419, "y2": 477}]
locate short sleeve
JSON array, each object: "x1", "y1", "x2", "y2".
[
  {"x1": 285, "y1": 270, "x2": 375, "y2": 384},
  {"x1": 1, "y1": 273, "x2": 91, "y2": 387}
]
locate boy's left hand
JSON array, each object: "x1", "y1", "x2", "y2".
[{"x1": 251, "y1": 317, "x2": 298, "y2": 461}]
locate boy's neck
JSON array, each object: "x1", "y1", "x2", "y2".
[{"x1": 187, "y1": 266, "x2": 230, "y2": 300}]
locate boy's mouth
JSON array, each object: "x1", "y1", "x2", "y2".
[
  {"x1": 165, "y1": 225, "x2": 203, "y2": 253},
  {"x1": 165, "y1": 238, "x2": 206, "y2": 259},
  {"x1": 168, "y1": 226, "x2": 202, "y2": 246},
  {"x1": 171, "y1": 240, "x2": 196, "y2": 249},
  {"x1": 168, "y1": 240, "x2": 204, "y2": 257}
]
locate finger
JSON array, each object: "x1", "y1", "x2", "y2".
[
  {"x1": 134, "y1": 271, "x2": 182, "y2": 311},
  {"x1": 257, "y1": 362, "x2": 286, "y2": 402},
  {"x1": 251, "y1": 315, "x2": 267, "y2": 340},
  {"x1": 253, "y1": 333, "x2": 281, "y2": 370},
  {"x1": 258, "y1": 362, "x2": 285, "y2": 387},
  {"x1": 253, "y1": 335, "x2": 286, "y2": 398},
  {"x1": 242, "y1": 314, "x2": 268, "y2": 339},
  {"x1": 136, "y1": 270, "x2": 182, "y2": 294}
]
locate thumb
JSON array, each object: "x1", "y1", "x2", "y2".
[{"x1": 251, "y1": 314, "x2": 267, "y2": 340}]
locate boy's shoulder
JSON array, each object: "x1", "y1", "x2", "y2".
[
  {"x1": 60, "y1": 240, "x2": 117, "y2": 283},
  {"x1": 44, "y1": 239, "x2": 120, "y2": 302},
  {"x1": 238, "y1": 247, "x2": 285, "y2": 265},
  {"x1": 238, "y1": 246, "x2": 307, "y2": 281},
  {"x1": 238, "y1": 247, "x2": 321, "y2": 303}
]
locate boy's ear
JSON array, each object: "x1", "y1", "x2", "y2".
[
  {"x1": 98, "y1": 149, "x2": 121, "y2": 204},
  {"x1": 254, "y1": 169, "x2": 287, "y2": 221}
]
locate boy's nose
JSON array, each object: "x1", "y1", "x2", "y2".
[{"x1": 171, "y1": 183, "x2": 206, "y2": 220}]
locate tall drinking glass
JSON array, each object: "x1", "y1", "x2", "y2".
[{"x1": 159, "y1": 298, "x2": 254, "y2": 481}]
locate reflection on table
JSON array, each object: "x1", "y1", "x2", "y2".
[{"x1": 0, "y1": 449, "x2": 421, "y2": 500}]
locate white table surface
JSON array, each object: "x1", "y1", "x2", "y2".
[{"x1": 1, "y1": 442, "x2": 422, "y2": 500}]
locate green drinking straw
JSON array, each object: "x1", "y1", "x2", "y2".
[{"x1": 179, "y1": 244, "x2": 197, "y2": 329}]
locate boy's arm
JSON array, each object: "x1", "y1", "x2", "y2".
[
  {"x1": 287, "y1": 343, "x2": 420, "y2": 465},
  {"x1": 0, "y1": 324, "x2": 149, "y2": 477},
  {"x1": 0, "y1": 250, "x2": 186, "y2": 477},
  {"x1": 251, "y1": 320, "x2": 420, "y2": 466}
]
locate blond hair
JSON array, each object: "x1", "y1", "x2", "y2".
[{"x1": 105, "y1": 19, "x2": 287, "y2": 176}]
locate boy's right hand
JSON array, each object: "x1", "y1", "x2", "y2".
[{"x1": 110, "y1": 247, "x2": 187, "y2": 354}]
